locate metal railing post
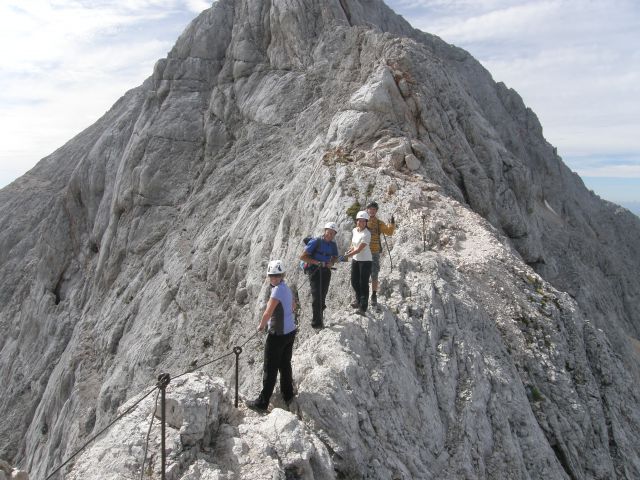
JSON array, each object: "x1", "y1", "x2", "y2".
[
  {"x1": 233, "y1": 346, "x2": 242, "y2": 407},
  {"x1": 156, "y1": 373, "x2": 171, "y2": 480}
]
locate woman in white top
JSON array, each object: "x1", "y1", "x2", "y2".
[{"x1": 344, "y1": 211, "x2": 373, "y2": 313}]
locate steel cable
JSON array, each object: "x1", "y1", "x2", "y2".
[
  {"x1": 45, "y1": 386, "x2": 158, "y2": 480},
  {"x1": 44, "y1": 325, "x2": 262, "y2": 479},
  {"x1": 139, "y1": 389, "x2": 160, "y2": 480}
]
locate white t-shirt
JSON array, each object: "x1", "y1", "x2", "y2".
[{"x1": 351, "y1": 228, "x2": 372, "y2": 261}]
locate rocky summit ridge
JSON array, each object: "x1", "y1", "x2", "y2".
[{"x1": 1, "y1": 0, "x2": 639, "y2": 479}]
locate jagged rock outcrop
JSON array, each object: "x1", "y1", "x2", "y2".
[
  {"x1": 65, "y1": 372, "x2": 334, "y2": 479},
  {"x1": 0, "y1": 458, "x2": 28, "y2": 480},
  {"x1": 1, "y1": 0, "x2": 639, "y2": 479}
]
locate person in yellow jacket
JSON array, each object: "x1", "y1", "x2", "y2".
[{"x1": 366, "y1": 201, "x2": 395, "y2": 307}]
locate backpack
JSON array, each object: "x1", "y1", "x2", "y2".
[{"x1": 300, "y1": 236, "x2": 321, "y2": 274}]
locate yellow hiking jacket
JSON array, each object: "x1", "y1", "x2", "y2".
[{"x1": 368, "y1": 217, "x2": 395, "y2": 254}]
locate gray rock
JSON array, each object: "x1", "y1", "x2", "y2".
[
  {"x1": 158, "y1": 375, "x2": 227, "y2": 447},
  {"x1": 65, "y1": 373, "x2": 333, "y2": 480},
  {"x1": 405, "y1": 153, "x2": 421, "y2": 171},
  {"x1": 1, "y1": 0, "x2": 639, "y2": 479}
]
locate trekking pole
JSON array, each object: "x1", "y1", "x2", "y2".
[
  {"x1": 382, "y1": 234, "x2": 393, "y2": 273},
  {"x1": 319, "y1": 262, "x2": 323, "y2": 324}
]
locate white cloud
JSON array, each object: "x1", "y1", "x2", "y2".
[
  {"x1": 427, "y1": 1, "x2": 561, "y2": 44},
  {"x1": 573, "y1": 164, "x2": 640, "y2": 178},
  {"x1": 482, "y1": 45, "x2": 640, "y2": 157},
  {"x1": 1, "y1": 2, "x2": 168, "y2": 65},
  {"x1": 186, "y1": 0, "x2": 213, "y2": 13}
]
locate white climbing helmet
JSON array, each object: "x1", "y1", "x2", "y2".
[
  {"x1": 356, "y1": 211, "x2": 369, "y2": 221},
  {"x1": 324, "y1": 222, "x2": 338, "y2": 232},
  {"x1": 266, "y1": 259, "x2": 286, "y2": 275}
]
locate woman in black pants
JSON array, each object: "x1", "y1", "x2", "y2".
[
  {"x1": 344, "y1": 211, "x2": 372, "y2": 314},
  {"x1": 246, "y1": 259, "x2": 297, "y2": 412}
]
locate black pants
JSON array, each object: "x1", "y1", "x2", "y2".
[
  {"x1": 351, "y1": 260, "x2": 372, "y2": 312},
  {"x1": 259, "y1": 330, "x2": 296, "y2": 404},
  {"x1": 309, "y1": 267, "x2": 331, "y2": 327}
]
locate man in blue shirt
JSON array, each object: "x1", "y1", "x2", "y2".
[{"x1": 299, "y1": 222, "x2": 339, "y2": 329}]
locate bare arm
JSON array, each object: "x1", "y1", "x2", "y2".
[
  {"x1": 300, "y1": 250, "x2": 322, "y2": 264},
  {"x1": 345, "y1": 241, "x2": 367, "y2": 257},
  {"x1": 258, "y1": 298, "x2": 280, "y2": 331}
]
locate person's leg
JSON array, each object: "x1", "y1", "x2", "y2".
[
  {"x1": 351, "y1": 260, "x2": 361, "y2": 307},
  {"x1": 278, "y1": 332, "x2": 296, "y2": 403},
  {"x1": 321, "y1": 268, "x2": 331, "y2": 313},
  {"x1": 309, "y1": 268, "x2": 323, "y2": 327},
  {"x1": 371, "y1": 253, "x2": 380, "y2": 305},
  {"x1": 360, "y1": 261, "x2": 372, "y2": 312},
  {"x1": 249, "y1": 334, "x2": 281, "y2": 409}
]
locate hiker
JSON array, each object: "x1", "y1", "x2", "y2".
[
  {"x1": 246, "y1": 260, "x2": 297, "y2": 412},
  {"x1": 344, "y1": 211, "x2": 372, "y2": 314},
  {"x1": 299, "y1": 222, "x2": 339, "y2": 329},
  {"x1": 366, "y1": 201, "x2": 395, "y2": 307}
]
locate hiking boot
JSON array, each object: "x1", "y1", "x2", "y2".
[
  {"x1": 245, "y1": 398, "x2": 269, "y2": 412},
  {"x1": 371, "y1": 292, "x2": 378, "y2": 307},
  {"x1": 350, "y1": 300, "x2": 360, "y2": 309},
  {"x1": 311, "y1": 323, "x2": 324, "y2": 330}
]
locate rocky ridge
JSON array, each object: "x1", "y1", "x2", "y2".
[{"x1": 1, "y1": 0, "x2": 639, "y2": 479}]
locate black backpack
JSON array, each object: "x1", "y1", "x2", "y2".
[{"x1": 301, "y1": 236, "x2": 321, "y2": 274}]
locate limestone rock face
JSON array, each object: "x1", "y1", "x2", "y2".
[
  {"x1": 65, "y1": 373, "x2": 333, "y2": 480},
  {"x1": 1, "y1": 0, "x2": 639, "y2": 479}
]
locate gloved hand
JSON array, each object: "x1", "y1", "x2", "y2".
[{"x1": 391, "y1": 215, "x2": 395, "y2": 224}]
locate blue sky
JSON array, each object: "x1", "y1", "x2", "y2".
[{"x1": 1, "y1": 0, "x2": 638, "y2": 213}]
